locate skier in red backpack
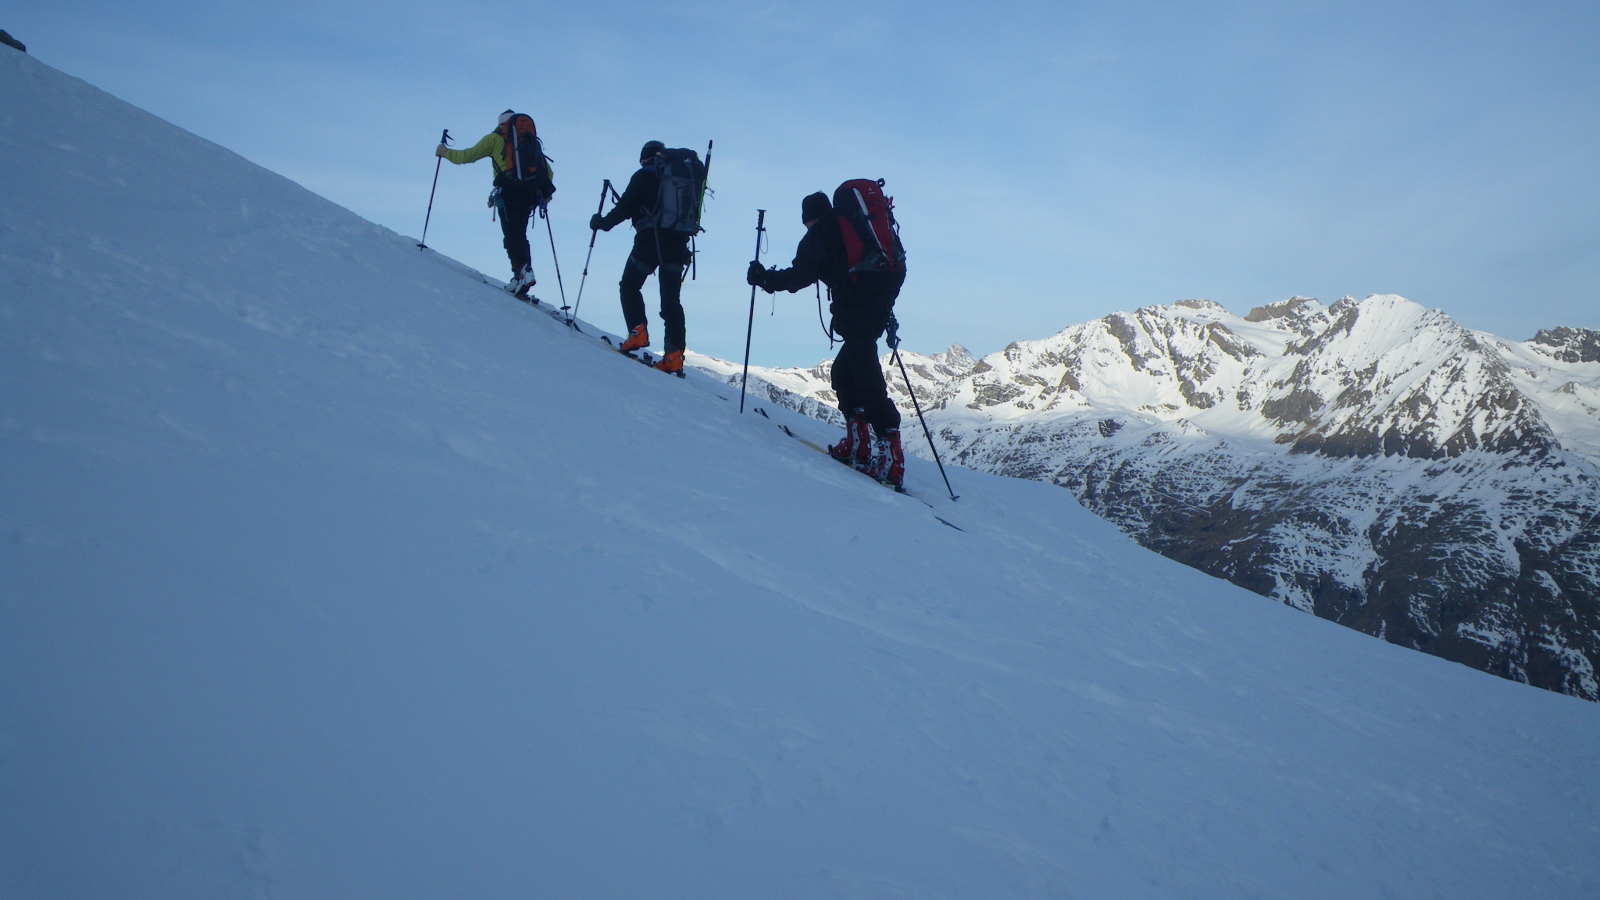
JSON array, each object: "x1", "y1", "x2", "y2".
[
  {"x1": 436, "y1": 110, "x2": 555, "y2": 299},
  {"x1": 748, "y1": 185, "x2": 908, "y2": 488}
]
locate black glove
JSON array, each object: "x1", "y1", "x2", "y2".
[
  {"x1": 590, "y1": 213, "x2": 605, "y2": 232},
  {"x1": 746, "y1": 260, "x2": 767, "y2": 287}
]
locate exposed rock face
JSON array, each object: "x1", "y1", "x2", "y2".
[
  {"x1": 1530, "y1": 327, "x2": 1600, "y2": 364},
  {"x1": 0, "y1": 30, "x2": 24, "y2": 53},
  {"x1": 720, "y1": 296, "x2": 1600, "y2": 701}
]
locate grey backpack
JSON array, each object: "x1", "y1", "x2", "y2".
[{"x1": 643, "y1": 147, "x2": 707, "y2": 235}]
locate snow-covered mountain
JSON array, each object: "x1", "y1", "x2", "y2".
[
  {"x1": 5, "y1": 49, "x2": 1600, "y2": 899},
  {"x1": 687, "y1": 343, "x2": 977, "y2": 428},
  {"x1": 732, "y1": 296, "x2": 1600, "y2": 700}
]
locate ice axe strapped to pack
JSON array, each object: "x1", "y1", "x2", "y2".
[{"x1": 833, "y1": 178, "x2": 906, "y2": 294}]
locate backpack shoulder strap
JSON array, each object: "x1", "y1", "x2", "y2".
[{"x1": 494, "y1": 122, "x2": 514, "y2": 174}]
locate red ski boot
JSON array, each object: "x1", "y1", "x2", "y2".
[
  {"x1": 864, "y1": 428, "x2": 905, "y2": 489},
  {"x1": 829, "y1": 409, "x2": 872, "y2": 469}
]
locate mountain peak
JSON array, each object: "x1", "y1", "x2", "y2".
[
  {"x1": 1529, "y1": 327, "x2": 1600, "y2": 364},
  {"x1": 1244, "y1": 295, "x2": 1322, "y2": 322},
  {"x1": 934, "y1": 342, "x2": 978, "y2": 369},
  {"x1": 1171, "y1": 298, "x2": 1228, "y2": 313}
]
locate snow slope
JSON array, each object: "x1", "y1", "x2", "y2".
[{"x1": 3, "y1": 48, "x2": 1599, "y2": 900}]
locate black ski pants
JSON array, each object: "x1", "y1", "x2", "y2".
[
  {"x1": 496, "y1": 181, "x2": 541, "y2": 277},
  {"x1": 620, "y1": 229, "x2": 691, "y2": 353},
  {"x1": 830, "y1": 296, "x2": 901, "y2": 435}
]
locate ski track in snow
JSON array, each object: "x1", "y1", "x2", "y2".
[{"x1": 3, "y1": 48, "x2": 1600, "y2": 900}]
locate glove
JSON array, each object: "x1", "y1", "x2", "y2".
[
  {"x1": 746, "y1": 260, "x2": 767, "y2": 287},
  {"x1": 435, "y1": 143, "x2": 448, "y2": 158},
  {"x1": 590, "y1": 213, "x2": 605, "y2": 232}
]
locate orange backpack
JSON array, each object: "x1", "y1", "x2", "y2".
[{"x1": 496, "y1": 114, "x2": 555, "y2": 200}]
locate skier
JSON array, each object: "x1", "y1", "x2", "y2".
[
  {"x1": 435, "y1": 110, "x2": 555, "y2": 299},
  {"x1": 748, "y1": 189, "x2": 907, "y2": 488},
  {"x1": 589, "y1": 141, "x2": 704, "y2": 375}
]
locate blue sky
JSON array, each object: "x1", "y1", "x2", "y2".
[{"x1": 11, "y1": 1, "x2": 1598, "y2": 367}]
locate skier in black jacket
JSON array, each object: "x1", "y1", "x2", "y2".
[
  {"x1": 591, "y1": 141, "x2": 691, "y2": 374},
  {"x1": 748, "y1": 191, "x2": 905, "y2": 487}
]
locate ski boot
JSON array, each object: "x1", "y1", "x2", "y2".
[
  {"x1": 619, "y1": 324, "x2": 649, "y2": 352},
  {"x1": 864, "y1": 428, "x2": 906, "y2": 489},
  {"x1": 506, "y1": 263, "x2": 537, "y2": 299},
  {"x1": 655, "y1": 349, "x2": 684, "y2": 375},
  {"x1": 829, "y1": 409, "x2": 872, "y2": 469}
]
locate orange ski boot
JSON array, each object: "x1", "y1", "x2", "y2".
[
  {"x1": 655, "y1": 349, "x2": 684, "y2": 375},
  {"x1": 619, "y1": 324, "x2": 649, "y2": 352}
]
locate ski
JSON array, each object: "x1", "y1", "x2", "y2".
[
  {"x1": 777, "y1": 421, "x2": 905, "y2": 491},
  {"x1": 513, "y1": 291, "x2": 581, "y2": 329},
  {"x1": 751, "y1": 409, "x2": 962, "y2": 529},
  {"x1": 600, "y1": 336, "x2": 685, "y2": 378}
]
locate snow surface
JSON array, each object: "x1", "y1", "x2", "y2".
[{"x1": 4, "y1": 49, "x2": 1600, "y2": 899}]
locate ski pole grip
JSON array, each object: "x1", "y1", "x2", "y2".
[{"x1": 440, "y1": 128, "x2": 450, "y2": 145}]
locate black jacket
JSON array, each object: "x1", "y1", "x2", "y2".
[
  {"x1": 763, "y1": 217, "x2": 898, "y2": 311},
  {"x1": 597, "y1": 167, "x2": 661, "y2": 233},
  {"x1": 598, "y1": 166, "x2": 690, "y2": 266},
  {"x1": 764, "y1": 217, "x2": 848, "y2": 294}
]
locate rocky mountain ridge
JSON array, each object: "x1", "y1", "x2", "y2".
[{"x1": 702, "y1": 296, "x2": 1600, "y2": 700}]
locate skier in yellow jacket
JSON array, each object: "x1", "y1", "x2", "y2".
[{"x1": 436, "y1": 110, "x2": 555, "y2": 298}]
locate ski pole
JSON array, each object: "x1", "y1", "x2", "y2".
[
  {"x1": 540, "y1": 202, "x2": 569, "y2": 313},
  {"x1": 738, "y1": 208, "x2": 766, "y2": 414},
  {"x1": 888, "y1": 319, "x2": 958, "y2": 501},
  {"x1": 571, "y1": 179, "x2": 615, "y2": 325},
  {"x1": 418, "y1": 128, "x2": 449, "y2": 249}
]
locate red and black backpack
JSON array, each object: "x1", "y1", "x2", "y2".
[
  {"x1": 833, "y1": 178, "x2": 906, "y2": 295},
  {"x1": 496, "y1": 113, "x2": 555, "y2": 201}
]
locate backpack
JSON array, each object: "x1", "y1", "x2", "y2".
[
  {"x1": 496, "y1": 114, "x2": 555, "y2": 201},
  {"x1": 833, "y1": 178, "x2": 906, "y2": 294},
  {"x1": 642, "y1": 147, "x2": 707, "y2": 235}
]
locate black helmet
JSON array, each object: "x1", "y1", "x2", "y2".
[{"x1": 640, "y1": 140, "x2": 665, "y2": 162}]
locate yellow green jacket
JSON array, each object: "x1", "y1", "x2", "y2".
[
  {"x1": 442, "y1": 131, "x2": 509, "y2": 175},
  {"x1": 442, "y1": 131, "x2": 554, "y2": 183}
]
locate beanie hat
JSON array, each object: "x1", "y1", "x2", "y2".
[
  {"x1": 801, "y1": 191, "x2": 832, "y2": 224},
  {"x1": 498, "y1": 109, "x2": 516, "y2": 125},
  {"x1": 640, "y1": 140, "x2": 666, "y2": 162}
]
